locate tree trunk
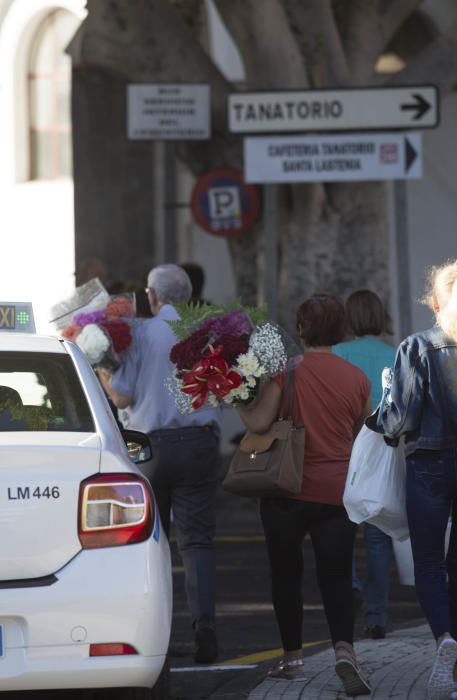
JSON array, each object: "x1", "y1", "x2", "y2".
[{"x1": 71, "y1": 0, "x2": 457, "y2": 331}]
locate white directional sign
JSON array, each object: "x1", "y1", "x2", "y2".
[
  {"x1": 229, "y1": 86, "x2": 438, "y2": 133},
  {"x1": 244, "y1": 132, "x2": 422, "y2": 184},
  {"x1": 127, "y1": 83, "x2": 211, "y2": 140}
]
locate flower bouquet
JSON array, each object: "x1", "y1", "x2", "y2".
[
  {"x1": 49, "y1": 278, "x2": 136, "y2": 369},
  {"x1": 167, "y1": 303, "x2": 288, "y2": 412}
]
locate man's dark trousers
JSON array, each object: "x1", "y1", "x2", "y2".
[{"x1": 143, "y1": 425, "x2": 220, "y2": 631}]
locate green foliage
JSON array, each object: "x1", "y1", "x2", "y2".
[
  {"x1": 9, "y1": 405, "x2": 51, "y2": 431},
  {"x1": 167, "y1": 301, "x2": 270, "y2": 340}
]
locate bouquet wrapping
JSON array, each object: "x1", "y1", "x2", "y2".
[
  {"x1": 167, "y1": 303, "x2": 291, "y2": 413},
  {"x1": 49, "y1": 278, "x2": 136, "y2": 369}
]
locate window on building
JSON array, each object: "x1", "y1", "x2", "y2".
[{"x1": 28, "y1": 9, "x2": 79, "y2": 180}]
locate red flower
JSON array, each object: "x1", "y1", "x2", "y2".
[
  {"x1": 62, "y1": 324, "x2": 82, "y2": 342},
  {"x1": 170, "y1": 328, "x2": 210, "y2": 371},
  {"x1": 181, "y1": 345, "x2": 243, "y2": 409},
  {"x1": 105, "y1": 297, "x2": 135, "y2": 320},
  {"x1": 101, "y1": 320, "x2": 132, "y2": 353}
]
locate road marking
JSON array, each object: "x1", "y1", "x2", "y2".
[
  {"x1": 171, "y1": 603, "x2": 325, "y2": 616},
  {"x1": 171, "y1": 531, "x2": 365, "y2": 544},
  {"x1": 219, "y1": 639, "x2": 330, "y2": 665},
  {"x1": 214, "y1": 535, "x2": 265, "y2": 542},
  {"x1": 171, "y1": 664, "x2": 258, "y2": 672}
]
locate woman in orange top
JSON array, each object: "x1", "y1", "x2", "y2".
[{"x1": 237, "y1": 294, "x2": 371, "y2": 694}]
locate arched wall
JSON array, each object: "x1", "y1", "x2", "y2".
[{"x1": 0, "y1": 0, "x2": 85, "y2": 185}]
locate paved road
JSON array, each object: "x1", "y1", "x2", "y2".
[
  {"x1": 168, "y1": 479, "x2": 424, "y2": 700},
  {"x1": 248, "y1": 625, "x2": 435, "y2": 699}
]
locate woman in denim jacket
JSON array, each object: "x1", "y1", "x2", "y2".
[{"x1": 368, "y1": 260, "x2": 457, "y2": 700}]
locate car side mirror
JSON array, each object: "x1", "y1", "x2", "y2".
[{"x1": 122, "y1": 429, "x2": 152, "y2": 464}]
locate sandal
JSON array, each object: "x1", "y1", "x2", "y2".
[{"x1": 267, "y1": 658, "x2": 307, "y2": 681}]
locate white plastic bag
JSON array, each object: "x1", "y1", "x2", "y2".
[
  {"x1": 49, "y1": 277, "x2": 110, "y2": 331},
  {"x1": 392, "y1": 537, "x2": 415, "y2": 585},
  {"x1": 393, "y1": 519, "x2": 452, "y2": 586},
  {"x1": 343, "y1": 425, "x2": 408, "y2": 540}
]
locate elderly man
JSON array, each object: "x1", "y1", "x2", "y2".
[{"x1": 99, "y1": 264, "x2": 221, "y2": 664}]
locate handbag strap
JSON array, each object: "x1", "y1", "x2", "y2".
[{"x1": 279, "y1": 369, "x2": 295, "y2": 420}]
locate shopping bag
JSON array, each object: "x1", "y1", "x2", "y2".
[
  {"x1": 393, "y1": 519, "x2": 452, "y2": 586},
  {"x1": 343, "y1": 425, "x2": 408, "y2": 540},
  {"x1": 392, "y1": 537, "x2": 415, "y2": 585}
]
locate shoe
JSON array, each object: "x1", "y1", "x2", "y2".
[
  {"x1": 194, "y1": 627, "x2": 218, "y2": 664},
  {"x1": 267, "y1": 658, "x2": 307, "y2": 681},
  {"x1": 335, "y1": 658, "x2": 371, "y2": 696},
  {"x1": 428, "y1": 637, "x2": 457, "y2": 700},
  {"x1": 364, "y1": 624, "x2": 386, "y2": 639}
]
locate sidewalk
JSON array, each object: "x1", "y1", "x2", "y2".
[{"x1": 209, "y1": 624, "x2": 437, "y2": 699}]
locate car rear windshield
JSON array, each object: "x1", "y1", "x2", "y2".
[{"x1": 0, "y1": 352, "x2": 95, "y2": 432}]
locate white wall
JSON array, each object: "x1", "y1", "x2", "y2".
[{"x1": 0, "y1": 0, "x2": 85, "y2": 333}]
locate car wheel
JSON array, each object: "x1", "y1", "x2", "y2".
[{"x1": 93, "y1": 658, "x2": 171, "y2": 700}]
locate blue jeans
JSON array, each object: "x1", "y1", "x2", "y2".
[
  {"x1": 143, "y1": 425, "x2": 220, "y2": 630},
  {"x1": 363, "y1": 523, "x2": 393, "y2": 627},
  {"x1": 406, "y1": 448, "x2": 457, "y2": 640}
]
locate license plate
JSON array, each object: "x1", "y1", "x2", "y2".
[{"x1": 0, "y1": 624, "x2": 3, "y2": 658}]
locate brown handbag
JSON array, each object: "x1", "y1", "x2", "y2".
[{"x1": 222, "y1": 371, "x2": 305, "y2": 498}]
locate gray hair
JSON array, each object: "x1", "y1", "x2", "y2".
[{"x1": 147, "y1": 264, "x2": 192, "y2": 304}]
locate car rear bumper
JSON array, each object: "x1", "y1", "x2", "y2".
[
  {"x1": 0, "y1": 647, "x2": 166, "y2": 690},
  {"x1": 0, "y1": 535, "x2": 172, "y2": 690}
]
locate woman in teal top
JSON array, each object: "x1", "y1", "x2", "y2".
[{"x1": 334, "y1": 290, "x2": 396, "y2": 639}]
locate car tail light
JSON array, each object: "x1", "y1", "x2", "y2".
[
  {"x1": 90, "y1": 643, "x2": 138, "y2": 656},
  {"x1": 79, "y1": 473, "x2": 153, "y2": 548}
]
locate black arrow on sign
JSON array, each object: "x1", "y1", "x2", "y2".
[
  {"x1": 405, "y1": 137, "x2": 417, "y2": 173},
  {"x1": 400, "y1": 93, "x2": 431, "y2": 121}
]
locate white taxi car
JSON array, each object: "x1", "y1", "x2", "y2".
[{"x1": 0, "y1": 304, "x2": 172, "y2": 698}]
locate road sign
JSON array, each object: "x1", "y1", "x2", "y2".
[
  {"x1": 191, "y1": 168, "x2": 260, "y2": 237},
  {"x1": 127, "y1": 84, "x2": 211, "y2": 140},
  {"x1": 244, "y1": 132, "x2": 422, "y2": 184},
  {"x1": 229, "y1": 86, "x2": 438, "y2": 133}
]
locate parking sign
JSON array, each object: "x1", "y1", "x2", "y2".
[{"x1": 191, "y1": 168, "x2": 260, "y2": 237}]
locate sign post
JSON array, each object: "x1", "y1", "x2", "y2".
[
  {"x1": 229, "y1": 85, "x2": 438, "y2": 133},
  {"x1": 127, "y1": 83, "x2": 212, "y2": 263},
  {"x1": 229, "y1": 85, "x2": 439, "y2": 334},
  {"x1": 190, "y1": 168, "x2": 260, "y2": 238},
  {"x1": 264, "y1": 185, "x2": 278, "y2": 322},
  {"x1": 128, "y1": 83, "x2": 211, "y2": 140},
  {"x1": 244, "y1": 132, "x2": 422, "y2": 184}
]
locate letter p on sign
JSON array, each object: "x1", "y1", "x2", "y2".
[{"x1": 208, "y1": 187, "x2": 240, "y2": 219}]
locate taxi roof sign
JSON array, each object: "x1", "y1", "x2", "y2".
[{"x1": 0, "y1": 303, "x2": 35, "y2": 333}]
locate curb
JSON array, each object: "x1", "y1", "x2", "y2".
[
  {"x1": 207, "y1": 641, "x2": 332, "y2": 700},
  {"x1": 206, "y1": 619, "x2": 428, "y2": 700}
]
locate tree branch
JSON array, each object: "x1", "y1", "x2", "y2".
[
  {"x1": 70, "y1": 0, "x2": 241, "y2": 173},
  {"x1": 281, "y1": 0, "x2": 351, "y2": 87},
  {"x1": 387, "y1": 20, "x2": 457, "y2": 95},
  {"x1": 379, "y1": 0, "x2": 423, "y2": 50},
  {"x1": 213, "y1": 0, "x2": 307, "y2": 88},
  {"x1": 344, "y1": 0, "x2": 384, "y2": 83}
]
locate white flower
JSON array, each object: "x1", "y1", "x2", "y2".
[
  {"x1": 236, "y1": 350, "x2": 265, "y2": 378},
  {"x1": 246, "y1": 376, "x2": 257, "y2": 388},
  {"x1": 249, "y1": 323, "x2": 287, "y2": 374},
  {"x1": 164, "y1": 371, "x2": 194, "y2": 414},
  {"x1": 208, "y1": 394, "x2": 220, "y2": 407},
  {"x1": 76, "y1": 323, "x2": 110, "y2": 364},
  {"x1": 240, "y1": 386, "x2": 250, "y2": 401}
]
